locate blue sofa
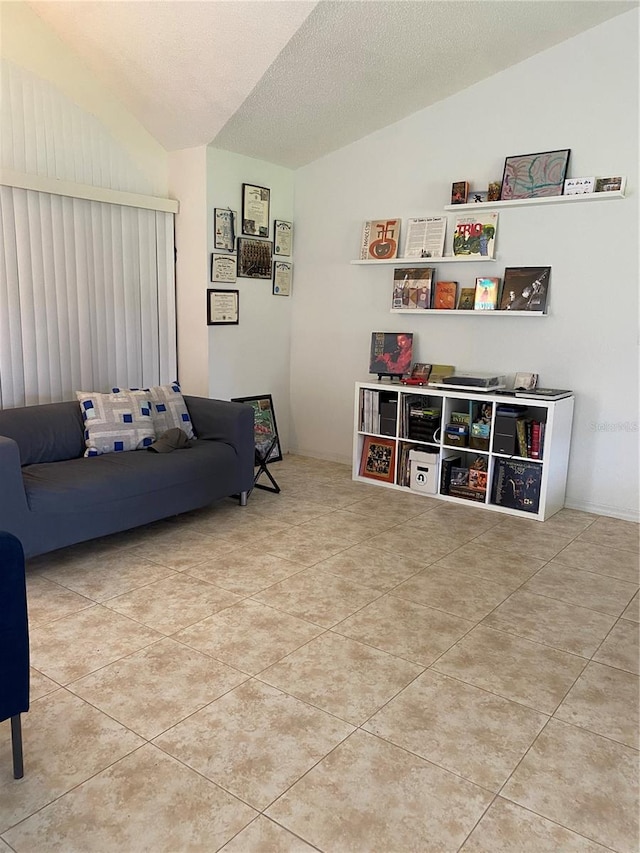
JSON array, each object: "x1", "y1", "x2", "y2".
[{"x1": 0, "y1": 396, "x2": 255, "y2": 558}]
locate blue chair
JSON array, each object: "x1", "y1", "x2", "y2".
[{"x1": 0, "y1": 531, "x2": 29, "y2": 778}]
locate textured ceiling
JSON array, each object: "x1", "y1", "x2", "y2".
[{"x1": 27, "y1": 0, "x2": 637, "y2": 168}]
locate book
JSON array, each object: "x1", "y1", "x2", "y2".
[
  {"x1": 392, "y1": 268, "x2": 434, "y2": 310},
  {"x1": 433, "y1": 280, "x2": 458, "y2": 310},
  {"x1": 451, "y1": 182, "x2": 469, "y2": 204},
  {"x1": 516, "y1": 418, "x2": 528, "y2": 457},
  {"x1": 474, "y1": 277, "x2": 501, "y2": 310},
  {"x1": 448, "y1": 483, "x2": 487, "y2": 502},
  {"x1": 450, "y1": 411, "x2": 471, "y2": 426},
  {"x1": 513, "y1": 388, "x2": 572, "y2": 400},
  {"x1": 360, "y1": 219, "x2": 401, "y2": 260},
  {"x1": 468, "y1": 469, "x2": 488, "y2": 492},
  {"x1": 500, "y1": 267, "x2": 550, "y2": 312},
  {"x1": 453, "y1": 212, "x2": 498, "y2": 258},
  {"x1": 492, "y1": 458, "x2": 542, "y2": 513},
  {"x1": 456, "y1": 287, "x2": 476, "y2": 310},
  {"x1": 403, "y1": 217, "x2": 446, "y2": 259}
]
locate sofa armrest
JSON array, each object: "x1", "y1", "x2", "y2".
[
  {"x1": 0, "y1": 436, "x2": 30, "y2": 539},
  {"x1": 184, "y1": 396, "x2": 255, "y2": 491}
]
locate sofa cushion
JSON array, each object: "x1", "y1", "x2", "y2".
[
  {"x1": 76, "y1": 391, "x2": 156, "y2": 456},
  {"x1": 0, "y1": 401, "x2": 85, "y2": 465},
  {"x1": 22, "y1": 440, "x2": 237, "y2": 512},
  {"x1": 113, "y1": 383, "x2": 195, "y2": 440}
]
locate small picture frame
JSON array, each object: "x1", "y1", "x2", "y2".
[
  {"x1": 469, "y1": 190, "x2": 488, "y2": 204},
  {"x1": 410, "y1": 363, "x2": 432, "y2": 382},
  {"x1": 359, "y1": 436, "x2": 396, "y2": 483},
  {"x1": 207, "y1": 289, "x2": 239, "y2": 325},
  {"x1": 213, "y1": 208, "x2": 236, "y2": 251},
  {"x1": 500, "y1": 149, "x2": 571, "y2": 200},
  {"x1": 272, "y1": 261, "x2": 292, "y2": 296},
  {"x1": 242, "y1": 183, "x2": 270, "y2": 237},
  {"x1": 230, "y1": 394, "x2": 282, "y2": 463},
  {"x1": 237, "y1": 237, "x2": 273, "y2": 279},
  {"x1": 594, "y1": 176, "x2": 626, "y2": 193},
  {"x1": 274, "y1": 220, "x2": 293, "y2": 256},
  {"x1": 451, "y1": 181, "x2": 469, "y2": 204}
]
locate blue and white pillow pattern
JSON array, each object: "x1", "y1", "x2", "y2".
[
  {"x1": 112, "y1": 383, "x2": 195, "y2": 440},
  {"x1": 76, "y1": 391, "x2": 156, "y2": 457}
]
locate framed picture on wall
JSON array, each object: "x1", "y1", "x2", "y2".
[
  {"x1": 210, "y1": 254, "x2": 237, "y2": 282},
  {"x1": 213, "y1": 208, "x2": 237, "y2": 251},
  {"x1": 272, "y1": 261, "x2": 292, "y2": 296},
  {"x1": 242, "y1": 184, "x2": 270, "y2": 237},
  {"x1": 274, "y1": 220, "x2": 293, "y2": 256},
  {"x1": 206, "y1": 289, "x2": 239, "y2": 325},
  {"x1": 237, "y1": 238, "x2": 273, "y2": 279}
]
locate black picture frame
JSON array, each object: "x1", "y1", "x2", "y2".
[
  {"x1": 500, "y1": 149, "x2": 571, "y2": 200},
  {"x1": 230, "y1": 394, "x2": 282, "y2": 463},
  {"x1": 272, "y1": 261, "x2": 292, "y2": 296},
  {"x1": 242, "y1": 183, "x2": 270, "y2": 237},
  {"x1": 206, "y1": 289, "x2": 239, "y2": 325},
  {"x1": 213, "y1": 208, "x2": 236, "y2": 251},
  {"x1": 237, "y1": 237, "x2": 273, "y2": 279},
  {"x1": 274, "y1": 219, "x2": 292, "y2": 256}
]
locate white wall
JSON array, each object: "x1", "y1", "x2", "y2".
[
  {"x1": 169, "y1": 146, "x2": 210, "y2": 397},
  {"x1": 291, "y1": 10, "x2": 639, "y2": 521},
  {"x1": 206, "y1": 148, "x2": 294, "y2": 449},
  {"x1": 0, "y1": 1, "x2": 168, "y2": 194}
]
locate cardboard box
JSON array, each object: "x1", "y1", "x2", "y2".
[{"x1": 409, "y1": 450, "x2": 439, "y2": 494}]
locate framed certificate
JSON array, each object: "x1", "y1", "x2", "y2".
[
  {"x1": 210, "y1": 254, "x2": 237, "y2": 283},
  {"x1": 274, "y1": 220, "x2": 292, "y2": 256},
  {"x1": 207, "y1": 289, "x2": 239, "y2": 325},
  {"x1": 242, "y1": 183, "x2": 270, "y2": 237},
  {"x1": 272, "y1": 261, "x2": 292, "y2": 296}
]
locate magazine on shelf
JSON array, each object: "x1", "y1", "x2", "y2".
[
  {"x1": 360, "y1": 219, "x2": 401, "y2": 260},
  {"x1": 453, "y1": 212, "x2": 498, "y2": 259},
  {"x1": 402, "y1": 217, "x2": 447, "y2": 259}
]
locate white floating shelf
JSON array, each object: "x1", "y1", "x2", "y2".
[
  {"x1": 444, "y1": 190, "x2": 625, "y2": 212},
  {"x1": 351, "y1": 256, "x2": 496, "y2": 266},
  {"x1": 389, "y1": 309, "x2": 547, "y2": 316}
]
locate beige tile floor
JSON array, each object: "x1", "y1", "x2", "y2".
[{"x1": 1, "y1": 454, "x2": 639, "y2": 852}]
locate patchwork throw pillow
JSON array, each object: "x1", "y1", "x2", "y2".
[
  {"x1": 112, "y1": 382, "x2": 195, "y2": 440},
  {"x1": 76, "y1": 391, "x2": 156, "y2": 457}
]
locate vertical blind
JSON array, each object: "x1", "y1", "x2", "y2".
[{"x1": 0, "y1": 185, "x2": 176, "y2": 409}]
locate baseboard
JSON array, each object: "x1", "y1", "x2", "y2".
[
  {"x1": 564, "y1": 498, "x2": 640, "y2": 524},
  {"x1": 286, "y1": 447, "x2": 352, "y2": 467}
]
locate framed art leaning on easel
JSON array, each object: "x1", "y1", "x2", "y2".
[{"x1": 230, "y1": 393, "x2": 281, "y2": 493}]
